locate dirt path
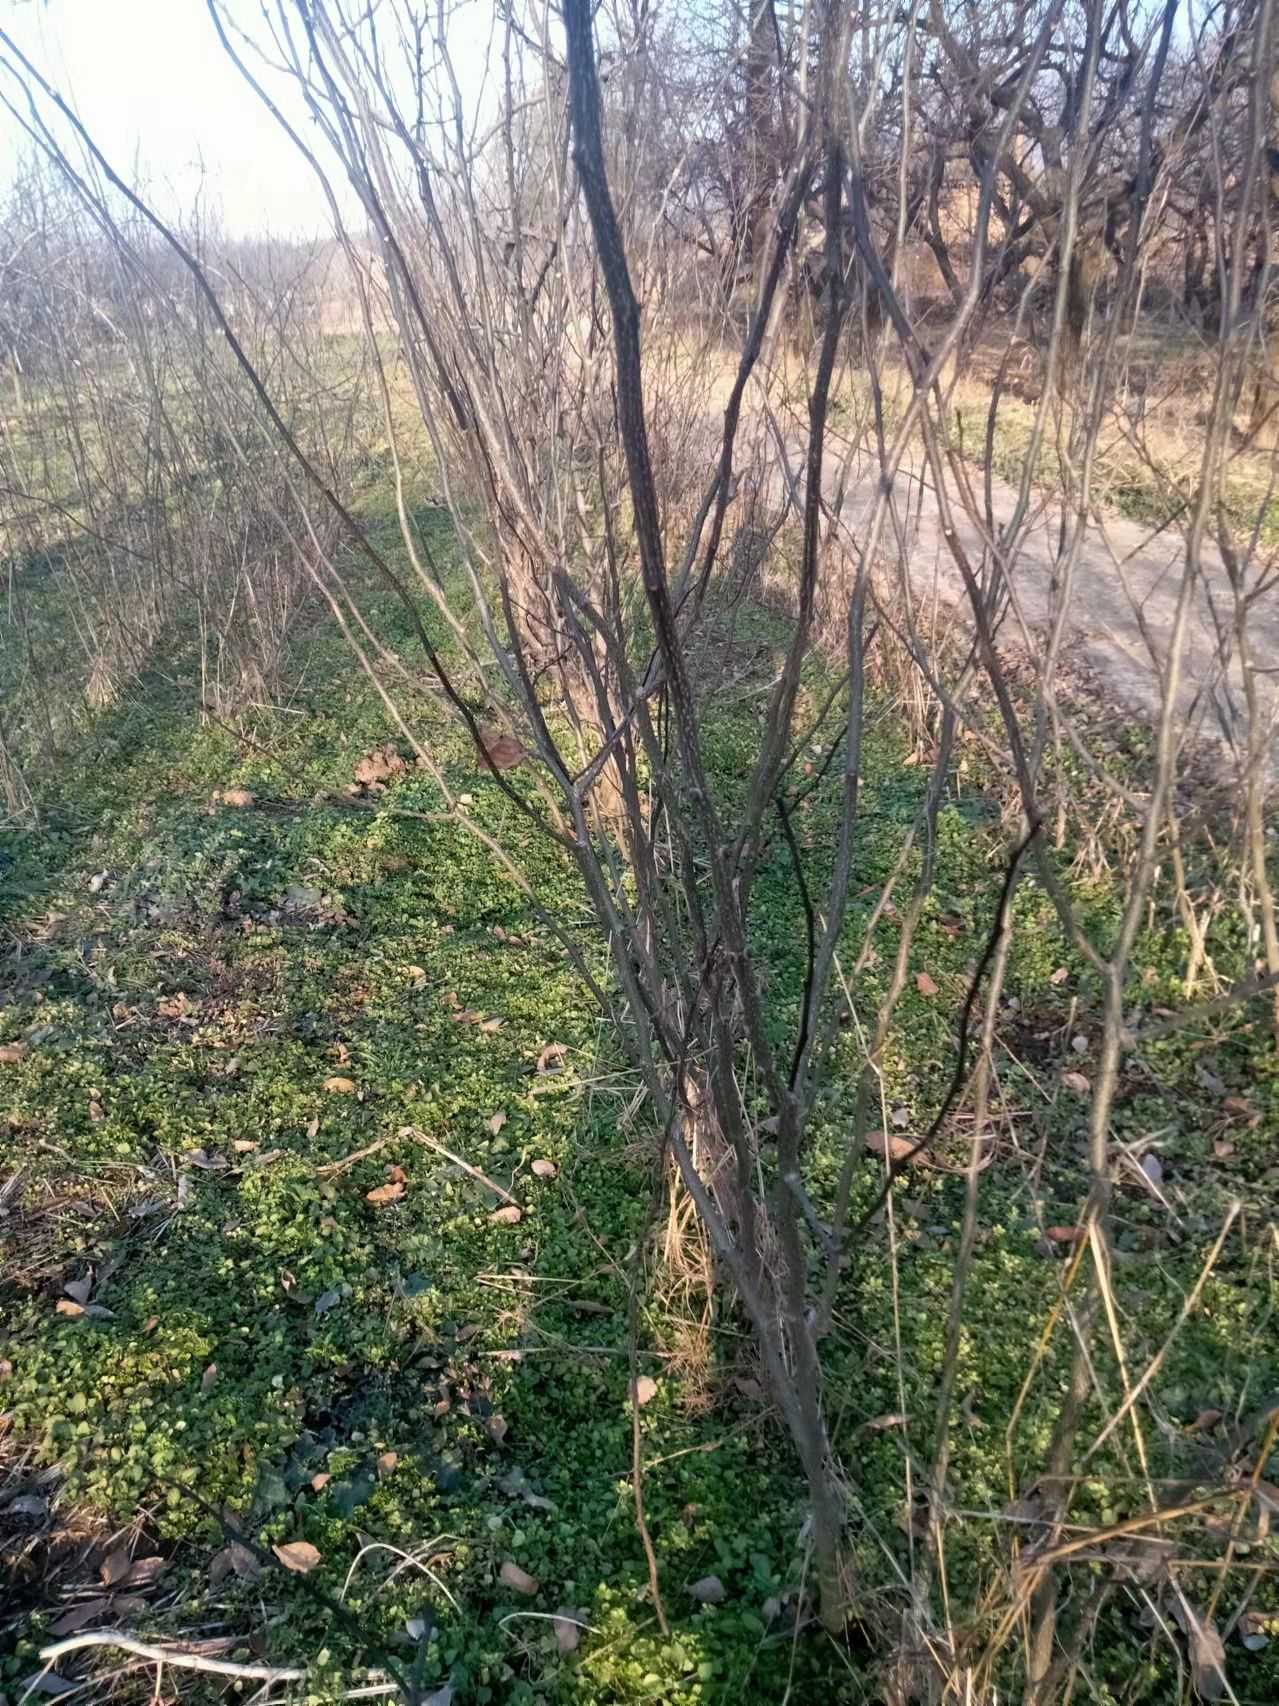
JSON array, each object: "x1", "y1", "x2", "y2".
[{"x1": 830, "y1": 450, "x2": 1279, "y2": 771}]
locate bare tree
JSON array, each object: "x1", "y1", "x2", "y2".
[{"x1": 3, "y1": 0, "x2": 1278, "y2": 1692}]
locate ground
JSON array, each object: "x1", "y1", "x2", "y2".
[{"x1": 2, "y1": 499, "x2": 1279, "y2": 1704}]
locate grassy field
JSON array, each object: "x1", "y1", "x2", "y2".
[{"x1": 3, "y1": 494, "x2": 1279, "y2": 1703}]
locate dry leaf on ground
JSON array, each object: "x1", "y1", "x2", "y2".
[
  {"x1": 210, "y1": 1541, "x2": 260, "y2": 1584},
  {"x1": 553, "y1": 1607, "x2": 586, "y2": 1652},
  {"x1": 51, "y1": 1598, "x2": 112, "y2": 1635},
  {"x1": 866, "y1": 1130, "x2": 920, "y2": 1165},
  {"x1": 184, "y1": 1147, "x2": 228, "y2": 1171},
  {"x1": 272, "y1": 1540, "x2": 322, "y2": 1574},
  {"x1": 1188, "y1": 1614, "x2": 1227, "y2": 1700},
  {"x1": 499, "y1": 1559, "x2": 539, "y2": 1595},
  {"x1": 367, "y1": 1180, "x2": 406, "y2": 1206},
  {"x1": 354, "y1": 745, "x2": 404, "y2": 785},
  {"x1": 478, "y1": 727, "x2": 527, "y2": 771},
  {"x1": 1045, "y1": 1224, "x2": 1085, "y2": 1246}
]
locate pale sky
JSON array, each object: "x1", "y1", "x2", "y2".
[{"x1": 0, "y1": 0, "x2": 449, "y2": 238}]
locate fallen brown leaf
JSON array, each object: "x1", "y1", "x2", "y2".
[
  {"x1": 210, "y1": 1541, "x2": 260, "y2": 1584},
  {"x1": 553, "y1": 1607, "x2": 585, "y2": 1653},
  {"x1": 536, "y1": 1042, "x2": 568, "y2": 1073},
  {"x1": 99, "y1": 1547, "x2": 131, "y2": 1587},
  {"x1": 915, "y1": 971, "x2": 939, "y2": 997},
  {"x1": 479, "y1": 727, "x2": 527, "y2": 771},
  {"x1": 0, "y1": 1042, "x2": 28, "y2": 1065},
  {"x1": 366, "y1": 1180, "x2": 406, "y2": 1206},
  {"x1": 219, "y1": 788, "x2": 255, "y2": 808},
  {"x1": 488, "y1": 1111, "x2": 508, "y2": 1136},
  {"x1": 354, "y1": 745, "x2": 404, "y2": 785},
  {"x1": 1045, "y1": 1224, "x2": 1086, "y2": 1246},
  {"x1": 272, "y1": 1540, "x2": 322, "y2": 1574},
  {"x1": 1185, "y1": 1409, "x2": 1223, "y2": 1435},
  {"x1": 632, "y1": 1374, "x2": 657, "y2": 1406},
  {"x1": 866, "y1": 1130, "x2": 920, "y2": 1165},
  {"x1": 498, "y1": 1559, "x2": 539, "y2": 1595},
  {"x1": 490, "y1": 1204, "x2": 522, "y2": 1225},
  {"x1": 1238, "y1": 1609, "x2": 1270, "y2": 1652},
  {"x1": 184, "y1": 1148, "x2": 229, "y2": 1171},
  {"x1": 530, "y1": 1158, "x2": 557, "y2": 1179},
  {"x1": 324, "y1": 1076, "x2": 357, "y2": 1094},
  {"x1": 1188, "y1": 1612, "x2": 1227, "y2": 1701},
  {"x1": 51, "y1": 1598, "x2": 112, "y2": 1635},
  {"x1": 1103, "y1": 1533, "x2": 1175, "y2": 1585}
]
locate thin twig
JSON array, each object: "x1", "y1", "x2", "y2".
[
  {"x1": 35, "y1": 1632, "x2": 303, "y2": 1684},
  {"x1": 399, "y1": 1125, "x2": 519, "y2": 1205}
]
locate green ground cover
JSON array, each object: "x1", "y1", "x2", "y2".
[{"x1": 2, "y1": 499, "x2": 1277, "y2": 1703}]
